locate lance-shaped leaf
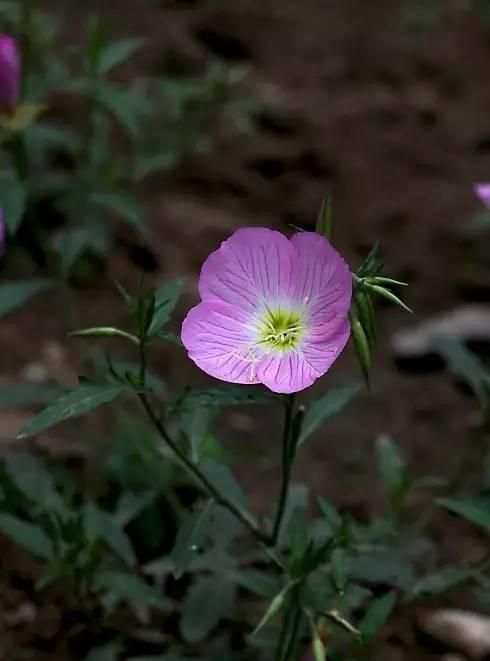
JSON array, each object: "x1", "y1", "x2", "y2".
[
  {"x1": 315, "y1": 194, "x2": 332, "y2": 239},
  {"x1": 18, "y1": 382, "x2": 126, "y2": 438}
]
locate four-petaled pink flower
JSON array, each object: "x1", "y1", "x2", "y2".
[
  {"x1": 0, "y1": 35, "x2": 20, "y2": 111},
  {"x1": 475, "y1": 183, "x2": 490, "y2": 208},
  {"x1": 182, "y1": 228, "x2": 352, "y2": 394}
]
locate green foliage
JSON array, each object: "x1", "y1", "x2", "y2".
[
  {"x1": 1, "y1": 5, "x2": 486, "y2": 660},
  {"x1": 180, "y1": 573, "x2": 237, "y2": 642},
  {"x1": 18, "y1": 381, "x2": 126, "y2": 437},
  {"x1": 299, "y1": 384, "x2": 360, "y2": 445},
  {"x1": 0, "y1": 169, "x2": 26, "y2": 233},
  {"x1": 437, "y1": 497, "x2": 490, "y2": 533},
  {"x1": 0, "y1": 280, "x2": 51, "y2": 318},
  {"x1": 170, "y1": 502, "x2": 215, "y2": 578},
  {"x1": 0, "y1": 513, "x2": 53, "y2": 559},
  {"x1": 432, "y1": 337, "x2": 490, "y2": 409},
  {"x1": 147, "y1": 278, "x2": 187, "y2": 336}
]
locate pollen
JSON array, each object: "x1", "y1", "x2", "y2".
[{"x1": 256, "y1": 305, "x2": 305, "y2": 352}]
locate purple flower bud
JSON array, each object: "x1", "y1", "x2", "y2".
[
  {"x1": 0, "y1": 35, "x2": 20, "y2": 111},
  {"x1": 475, "y1": 182, "x2": 490, "y2": 209}
]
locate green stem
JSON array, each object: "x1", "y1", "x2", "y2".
[
  {"x1": 275, "y1": 598, "x2": 295, "y2": 661},
  {"x1": 276, "y1": 590, "x2": 302, "y2": 661},
  {"x1": 138, "y1": 389, "x2": 270, "y2": 545},
  {"x1": 12, "y1": 133, "x2": 28, "y2": 182},
  {"x1": 272, "y1": 393, "x2": 296, "y2": 545}
]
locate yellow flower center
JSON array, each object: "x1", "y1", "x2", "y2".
[{"x1": 256, "y1": 305, "x2": 304, "y2": 352}]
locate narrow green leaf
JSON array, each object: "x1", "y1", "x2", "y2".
[
  {"x1": 0, "y1": 170, "x2": 26, "y2": 233},
  {"x1": 84, "y1": 643, "x2": 122, "y2": 661},
  {"x1": 432, "y1": 337, "x2": 489, "y2": 406},
  {"x1": 252, "y1": 581, "x2": 297, "y2": 636},
  {"x1": 315, "y1": 194, "x2": 332, "y2": 239},
  {"x1": 331, "y1": 547, "x2": 347, "y2": 592},
  {"x1": 437, "y1": 497, "x2": 490, "y2": 533},
  {"x1": 182, "y1": 406, "x2": 216, "y2": 462},
  {"x1": 114, "y1": 491, "x2": 156, "y2": 527},
  {"x1": 147, "y1": 278, "x2": 187, "y2": 336},
  {"x1": 200, "y1": 459, "x2": 247, "y2": 510},
  {"x1": 366, "y1": 283, "x2": 413, "y2": 313},
  {"x1": 4, "y1": 452, "x2": 64, "y2": 512},
  {"x1": 18, "y1": 382, "x2": 126, "y2": 438},
  {"x1": 174, "y1": 386, "x2": 276, "y2": 412},
  {"x1": 84, "y1": 503, "x2": 136, "y2": 567},
  {"x1": 99, "y1": 38, "x2": 144, "y2": 74},
  {"x1": 170, "y1": 502, "x2": 215, "y2": 577},
  {"x1": 299, "y1": 384, "x2": 360, "y2": 445},
  {"x1": 0, "y1": 280, "x2": 51, "y2": 318},
  {"x1": 0, "y1": 513, "x2": 53, "y2": 559},
  {"x1": 180, "y1": 573, "x2": 236, "y2": 642},
  {"x1": 90, "y1": 191, "x2": 147, "y2": 234},
  {"x1": 157, "y1": 330, "x2": 183, "y2": 346},
  {"x1": 375, "y1": 435, "x2": 405, "y2": 494},
  {"x1": 409, "y1": 566, "x2": 476, "y2": 599},
  {"x1": 96, "y1": 86, "x2": 147, "y2": 137},
  {"x1": 309, "y1": 617, "x2": 326, "y2": 661},
  {"x1": 87, "y1": 14, "x2": 106, "y2": 74},
  {"x1": 356, "y1": 243, "x2": 380, "y2": 277},
  {"x1": 318, "y1": 497, "x2": 341, "y2": 529},
  {"x1": 367, "y1": 276, "x2": 408, "y2": 287},
  {"x1": 96, "y1": 570, "x2": 171, "y2": 615},
  {"x1": 359, "y1": 591, "x2": 397, "y2": 640},
  {"x1": 70, "y1": 326, "x2": 140, "y2": 345},
  {"x1": 233, "y1": 570, "x2": 281, "y2": 598}
]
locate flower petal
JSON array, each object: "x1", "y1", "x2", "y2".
[
  {"x1": 289, "y1": 232, "x2": 352, "y2": 322},
  {"x1": 181, "y1": 299, "x2": 260, "y2": 384},
  {"x1": 475, "y1": 183, "x2": 490, "y2": 208},
  {"x1": 199, "y1": 227, "x2": 295, "y2": 314},
  {"x1": 256, "y1": 352, "x2": 317, "y2": 394},
  {"x1": 301, "y1": 317, "x2": 351, "y2": 378},
  {"x1": 256, "y1": 318, "x2": 350, "y2": 394}
]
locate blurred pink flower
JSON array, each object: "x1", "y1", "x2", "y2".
[
  {"x1": 182, "y1": 227, "x2": 352, "y2": 394},
  {"x1": 475, "y1": 183, "x2": 490, "y2": 208},
  {"x1": 0, "y1": 35, "x2": 20, "y2": 110}
]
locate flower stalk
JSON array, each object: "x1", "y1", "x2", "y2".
[{"x1": 272, "y1": 393, "x2": 300, "y2": 544}]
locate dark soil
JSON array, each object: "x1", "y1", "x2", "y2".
[{"x1": 2, "y1": 0, "x2": 490, "y2": 658}]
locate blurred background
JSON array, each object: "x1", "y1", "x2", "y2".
[{"x1": 1, "y1": 0, "x2": 490, "y2": 659}]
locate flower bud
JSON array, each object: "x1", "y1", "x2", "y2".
[
  {"x1": 0, "y1": 35, "x2": 20, "y2": 111},
  {"x1": 350, "y1": 312, "x2": 372, "y2": 383},
  {"x1": 475, "y1": 182, "x2": 490, "y2": 208}
]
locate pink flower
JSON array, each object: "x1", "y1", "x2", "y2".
[
  {"x1": 0, "y1": 35, "x2": 20, "y2": 110},
  {"x1": 181, "y1": 228, "x2": 352, "y2": 394},
  {"x1": 475, "y1": 183, "x2": 490, "y2": 208}
]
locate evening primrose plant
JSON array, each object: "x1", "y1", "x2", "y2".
[
  {"x1": 8, "y1": 206, "x2": 416, "y2": 660},
  {"x1": 0, "y1": 10, "x2": 488, "y2": 661},
  {"x1": 4, "y1": 209, "x2": 490, "y2": 660}
]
